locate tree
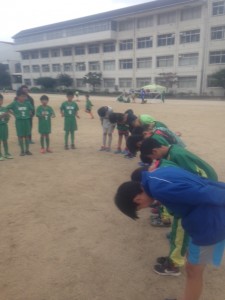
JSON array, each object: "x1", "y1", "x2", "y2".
[
  {"x1": 83, "y1": 72, "x2": 102, "y2": 91},
  {"x1": 210, "y1": 69, "x2": 225, "y2": 91},
  {"x1": 57, "y1": 73, "x2": 74, "y2": 87},
  {"x1": 0, "y1": 63, "x2": 11, "y2": 89},
  {"x1": 36, "y1": 77, "x2": 57, "y2": 90},
  {"x1": 156, "y1": 73, "x2": 178, "y2": 92}
]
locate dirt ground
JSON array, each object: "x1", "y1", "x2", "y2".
[{"x1": 0, "y1": 93, "x2": 225, "y2": 300}]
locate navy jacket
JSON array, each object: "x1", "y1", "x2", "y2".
[{"x1": 142, "y1": 167, "x2": 225, "y2": 246}]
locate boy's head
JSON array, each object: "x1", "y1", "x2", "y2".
[
  {"x1": 109, "y1": 112, "x2": 124, "y2": 124},
  {"x1": 66, "y1": 91, "x2": 74, "y2": 101},
  {"x1": 140, "y1": 153, "x2": 152, "y2": 164},
  {"x1": 16, "y1": 90, "x2": 27, "y2": 102},
  {"x1": 0, "y1": 93, "x2": 3, "y2": 105},
  {"x1": 130, "y1": 166, "x2": 149, "y2": 182},
  {"x1": 140, "y1": 138, "x2": 168, "y2": 160},
  {"x1": 85, "y1": 93, "x2": 89, "y2": 99},
  {"x1": 40, "y1": 95, "x2": 49, "y2": 105},
  {"x1": 126, "y1": 135, "x2": 143, "y2": 155},
  {"x1": 98, "y1": 106, "x2": 108, "y2": 118},
  {"x1": 20, "y1": 85, "x2": 29, "y2": 94},
  {"x1": 114, "y1": 181, "x2": 153, "y2": 219}
]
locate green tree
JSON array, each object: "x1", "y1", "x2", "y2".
[
  {"x1": 83, "y1": 72, "x2": 102, "y2": 91},
  {"x1": 0, "y1": 63, "x2": 11, "y2": 89},
  {"x1": 36, "y1": 77, "x2": 57, "y2": 90},
  {"x1": 57, "y1": 73, "x2": 74, "y2": 87},
  {"x1": 210, "y1": 69, "x2": 225, "y2": 91}
]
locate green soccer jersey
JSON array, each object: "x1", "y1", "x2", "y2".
[
  {"x1": 139, "y1": 115, "x2": 168, "y2": 129},
  {"x1": 165, "y1": 145, "x2": 218, "y2": 180},
  {"x1": 86, "y1": 99, "x2": 93, "y2": 110},
  {"x1": 151, "y1": 133, "x2": 170, "y2": 146},
  {"x1": 36, "y1": 105, "x2": 55, "y2": 134},
  {"x1": 7, "y1": 101, "x2": 32, "y2": 120},
  {"x1": 60, "y1": 101, "x2": 79, "y2": 117},
  {"x1": 0, "y1": 107, "x2": 9, "y2": 124}
]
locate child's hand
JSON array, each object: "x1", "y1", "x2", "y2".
[{"x1": 77, "y1": 115, "x2": 80, "y2": 119}]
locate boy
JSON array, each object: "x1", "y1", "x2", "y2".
[
  {"x1": 140, "y1": 138, "x2": 218, "y2": 276},
  {"x1": 60, "y1": 91, "x2": 80, "y2": 150},
  {"x1": 85, "y1": 94, "x2": 94, "y2": 119},
  {"x1": 97, "y1": 106, "x2": 115, "y2": 152},
  {"x1": 36, "y1": 95, "x2": 55, "y2": 154},
  {"x1": 7, "y1": 90, "x2": 33, "y2": 156},
  {"x1": 115, "y1": 166, "x2": 225, "y2": 300},
  {"x1": 114, "y1": 122, "x2": 129, "y2": 154},
  {"x1": 0, "y1": 94, "x2": 13, "y2": 160}
]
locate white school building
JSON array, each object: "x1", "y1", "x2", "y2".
[{"x1": 12, "y1": 0, "x2": 225, "y2": 96}]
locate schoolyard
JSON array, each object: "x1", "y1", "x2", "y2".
[{"x1": 0, "y1": 93, "x2": 225, "y2": 300}]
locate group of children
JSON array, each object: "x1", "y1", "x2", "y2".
[{"x1": 0, "y1": 88, "x2": 95, "y2": 160}]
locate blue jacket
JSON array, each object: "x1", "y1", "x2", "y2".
[{"x1": 142, "y1": 166, "x2": 225, "y2": 246}]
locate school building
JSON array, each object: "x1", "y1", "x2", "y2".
[{"x1": 12, "y1": 0, "x2": 225, "y2": 96}]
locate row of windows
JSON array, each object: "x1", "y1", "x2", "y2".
[{"x1": 212, "y1": 1, "x2": 225, "y2": 16}]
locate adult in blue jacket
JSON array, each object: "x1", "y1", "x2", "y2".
[{"x1": 115, "y1": 166, "x2": 225, "y2": 300}]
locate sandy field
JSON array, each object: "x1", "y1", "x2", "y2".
[{"x1": 0, "y1": 93, "x2": 225, "y2": 300}]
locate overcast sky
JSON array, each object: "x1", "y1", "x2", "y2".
[{"x1": 0, "y1": 0, "x2": 150, "y2": 42}]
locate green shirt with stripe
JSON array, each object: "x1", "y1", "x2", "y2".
[
  {"x1": 36, "y1": 105, "x2": 55, "y2": 134},
  {"x1": 60, "y1": 101, "x2": 79, "y2": 131},
  {"x1": 0, "y1": 107, "x2": 9, "y2": 124},
  {"x1": 7, "y1": 101, "x2": 33, "y2": 120}
]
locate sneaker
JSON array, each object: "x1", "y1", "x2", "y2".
[
  {"x1": 105, "y1": 147, "x2": 111, "y2": 152},
  {"x1": 156, "y1": 256, "x2": 170, "y2": 265},
  {"x1": 25, "y1": 151, "x2": 32, "y2": 155},
  {"x1": 65, "y1": 145, "x2": 69, "y2": 150},
  {"x1": 0, "y1": 155, "x2": 5, "y2": 161},
  {"x1": 46, "y1": 148, "x2": 53, "y2": 153},
  {"x1": 99, "y1": 146, "x2": 106, "y2": 151},
  {"x1": 20, "y1": 152, "x2": 26, "y2": 156},
  {"x1": 4, "y1": 153, "x2": 13, "y2": 159},
  {"x1": 151, "y1": 207, "x2": 160, "y2": 214},
  {"x1": 153, "y1": 264, "x2": 181, "y2": 276},
  {"x1": 124, "y1": 153, "x2": 135, "y2": 159},
  {"x1": 71, "y1": 144, "x2": 76, "y2": 149},
  {"x1": 122, "y1": 149, "x2": 129, "y2": 155},
  {"x1": 114, "y1": 149, "x2": 122, "y2": 154},
  {"x1": 40, "y1": 148, "x2": 46, "y2": 154},
  {"x1": 151, "y1": 217, "x2": 171, "y2": 227}
]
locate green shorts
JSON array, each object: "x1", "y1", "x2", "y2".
[
  {"x1": 0, "y1": 124, "x2": 8, "y2": 141},
  {"x1": 64, "y1": 117, "x2": 77, "y2": 132},
  {"x1": 15, "y1": 119, "x2": 31, "y2": 137}
]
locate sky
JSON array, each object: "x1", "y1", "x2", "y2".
[{"x1": 0, "y1": 0, "x2": 151, "y2": 42}]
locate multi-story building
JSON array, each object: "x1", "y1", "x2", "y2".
[
  {"x1": 13, "y1": 0, "x2": 225, "y2": 96},
  {"x1": 0, "y1": 41, "x2": 22, "y2": 90}
]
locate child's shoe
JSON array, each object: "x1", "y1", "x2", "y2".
[
  {"x1": 153, "y1": 262, "x2": 181, "y2": 276},
  {"x1": 99, "y1": 146, "x2": 106, "y2": 151},
  {"x1": 65, "y1": 145, "x2": 69, "y2": 150},
  {"x1": 0, "y1": 154, "x2": 5, "y2": 161},
  {"x1": 25, "y1": 150, "x2": 33, "y2": 155},
  {"x1": 40, "y1": 148, "x2": 46, "y2": 154},
  {"x1": 151, "y1": 217, "x2": 171, "y2": 227},
  {"x1": 46, "y1": 148, "x2": 53, "y2": 153},
  {"x1": 71, "y1": 144, "x2": 76, "y2": 149},
  {"x1": 105, "y1": 147, "x2": 111, "y2": 152},
  {"x1": 4, "y1": 153, "x2": 13, "y2": 159},
  {"x1": 114, "y1": 149, "x2": 122, "y2": 154},
  {"x1": 20, "y1": 152, "x2": 26, "y2": 156},
  {"x1": 156, "y1": 256, "x2": 170, "y2": 265},
  {"x1": 151, "y1": 207, "x2": 159, "y2": 214}
]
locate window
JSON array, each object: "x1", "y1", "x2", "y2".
[
  {"x1": 209, "y1": 50, "x2": 225, "y2": 64},
  {"x1": 30, "y1": 51, "x2": 39, "y2": 59},
  {"x1": 137, "y1": 57, "x2": 152, "y2": 68},
  {"x1": 51, "y1": 49, "x2": 60, "y2": 57},
  {"x1": 119, "y1": 39, "x2": 133, "y2": 51},
  {"x1": 88, "y1": 44, "x2": 99, "y2": 54},
  {"x1": 24, "y1": 79, "x2": 31, "y2": 86},
  {"x1": 89, "y1": 61, "x2": 100, "y2": 71},
  {"x1": 137, "y1": 16, "x2": 154, "y2": 28},
  {"x1": 119, "y1": 59, "x2": 133, "y2": 69},
  {"x1": 207, "y1": 75, "x2": 221, "y2": 87},
  {"x1": 46, "y1": 30, "x2": 64, "y2": 40},
  {"x1": 180, "y1": 29, "x2": 200, "y2": 44},
  {"x1": 42, "y1": 64, "x2": 50, "y2": 72},
  {"x1": 157, "y1": 56, "x2": 174, "y2": 67},
  {"x1": 180, "y1": 7, "x2": 201, "y2": 21},
  {"x1": 211, "y1": 26, "x2": 225, "y2": 40},
  {"x1": 119, "y1": 78, "x2": 132, "y2": 88},
  {"x1": 76, "y1": 79, "x2": 85, "y2": 87},
  {"x1": 21, "y1": 52, "x2": 29, "y2": 60},
  {"x1": 157, "y1": 33, "x2": 175, "y2": 46},
  {"x1": 33, "y1": 79, "x2": 38, "y2": 85},
  {"x1": 41, "y1": 50, "x2": 49, "y2": 58},
  {"x1": 104, "y1": 78, "x2": 115, "y2": 88},
  {"x1": 103, "y1": 60, "x2": 115, "y2": 71},
  {"x1": 63, "y1": 63, "x2": 73, "y2": 72},
  {"x1": 212, "y1": 1, "x2": 225, "y2": 16},
  {"x1": 52, "y1": 64, "x2": 61, "y2": 72},
  {"x1": 75, "y1": 46, "x2": 85, "y2": 55},
  {"x1": 32, "y1": 65, "x2": 40, "y2": 72},
  {"x1": 158, "y1": 12, "x2": 176, "y2": 25},
  {"x1": 137, "y1": 37, "x2": 152, "y2": 49},
  {"x1": 118, "y1": 20, "x2": 133, "y2": 31},
  {"x1": 62, "y1": 48, "x2": 72, "y2": 56},
  {"x1": 178, "y1": 76, "x2": 197, "y2": 88},
  {"x1": 178, "y1": 53, "x2": 199, "y2": 66},
  {"x1": 136, "y1": 78, "x2": 151, "y2": 88},
  {"x1": 103, "y1": 42, "x2": 115, "y2": 52},
  {"x1": 23, "y1": 65, "x2": 30, "y2": 73},
  {"x1": 76, "y1": 62, "x2": 86, "y2": 71},
  {"x1": 15, "y1": 63, "x2": 21, "y2": 73}
]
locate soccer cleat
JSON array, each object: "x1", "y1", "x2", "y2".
[
  {"x1": 154, "y1": 264, "x2": 181, "y2": 276},
  {"x1": 105, "y1": 147, "x2": 111, "y2": 152},
  {"x1": 71, "y1": 144, "x2": 76, "y2": 149},
  {"x1": 114, "y1": 149, "x2": 122, "y2": 154},
  {"x1": 4, "y1": 153, "x2": 13, "y2": 159},
  {"x1": 25, "y1": 151, "x2": 33, "y2": 155},
  {"x1": 46, "y1": 148, "x2": 53, "y2": 153},
  {"x1": 156, "y1": 256, "x2": 170, "y2": 265},
  {"x1": 40, "y1": 148, "x2": 46, "y2": 154},
  {"x1": 65, "y1": 145, "x2": 69, "y2": 150},
  {"x1": 20, "y1": 152, "x2": 26, "y2": 156},
  {"x1": 0, "y1": 155, "x2": 5, "y2": 161}
]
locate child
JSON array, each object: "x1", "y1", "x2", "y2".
[
  {"x1": 85, "y1": 94, "x2": 94, "y2": 119},
  {"x1": 75, "y1": 91, "x2": 80, "y2": 102},
  {"x1": 114, "y1": 122, "x2": 129, "y2": 154},
  {"x1": 115, "y1": 166, "x2": 225, "y2": 300},
  {"x1": 0, "y1": 94, "x2": 13, "y2": 160},
  {"x1": 7, "y1": 90, "x2": 33, "y2": 156},
  {"x1": 60, "y1": 91, "x2": 80, "y2": 150},
  {"x1": 36, "y1": 95, "x2": 55, "y2": 154},
  {"x1": 97, "y1": 106, "x2": 115, "y2": 152}
]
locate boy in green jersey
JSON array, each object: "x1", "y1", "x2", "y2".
[
  {"x1": 36, "y1": 95, "x2": 55, "y2": 154},
  {"x1": 85, "y1": 94, "x2": 94, "y2": 119},
  {"x1": 7, "y1": 90, "x2": 33, "y2": 156},
  {"x1": 0, "y1": 94, "x2": 13, "y2": 160},
  {"x1": 60, "y1": 91, "x2": 80, "y2": 150}
]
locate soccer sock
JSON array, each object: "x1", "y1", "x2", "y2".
[
  {"x1": 40, "y1": 136, "x2": 45, "y2": 148},
  {"x1": 108, "y1": 134, "x2": 112, "y2": 149},
  {"x1": 3, "y1": 141, "x2": 8, "y2": 155},
  {"x1": 71, "y1": 131, "x2": 75, "y2": 145},
  {"x1": 65, "y1": 131, "x2": 69, "y2": 146},
  {"x1": 19, "y1": 138, "x2": 24, "y2": 152},
  {"x1": 46, "y1": 136, "x2": 50, "y2": 148},
  {"x1": 0, "y1": 141, "x2": 2, "y2": 155},
  {"x1": 103, "y1": 133, "x2": 107, "y2": 147},
  {"x1": 25, "y1": 138, "x2": 29, "y2": 151}
]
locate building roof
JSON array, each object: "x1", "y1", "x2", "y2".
[{"x1": 13, "y1": 0, "x2": 198, "y2": 39}]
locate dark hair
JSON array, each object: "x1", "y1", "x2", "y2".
[
  {"x1": 131, "y1": 167, "x2": 149, "y2": 182},
  {"x1": 126, "y1": 135, "x2": 143, "y2": 154},
  {"x1": 0, "y1": 93, "x2": 3, "y2": 100},
  {"x1": 114, "y1": 181, "x2": 143, "y2": 219},
  {"x1": 132, "y1": 126, "x2": 145, "y2": 136},
  {"x1": 66, "y1": 90, "x2": 74, "y2": 96},
  {"x1": 20, "y1": 85, "x2": 28, "y2": 89},
  {"x1": 98, "y1": 106, "x2": 108, "y2": 117},
  {"x1": 140, "y1": 138, "x2": 162, "y2": 156},
  {"x1": 40, "y1": 95, "x2": 49, "y2": 101},
  {"x1": 124, "y1": 109, "x2": 134, "y2": 115},
  {"x1": 140, "y1": 153, "x2": 152, "y2": 164},
  {"x1": 16, "y1": 90, "x2": 27, "y2": 97},
  {"x1": 109, "y1": 112, "x2": 124, "y2": 124}
]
